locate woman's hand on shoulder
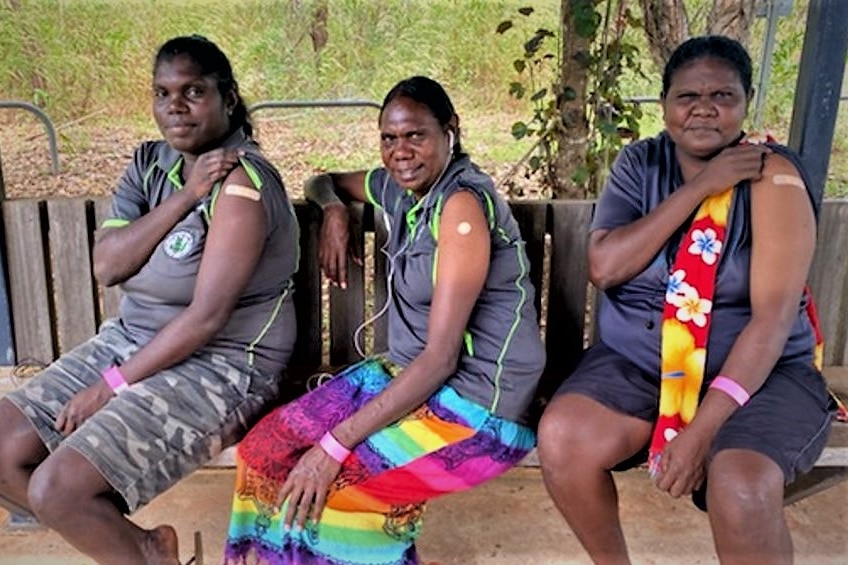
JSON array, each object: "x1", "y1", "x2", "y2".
[
  {"x1": 184, "y1": 147, "x2": 244, "y2": 201},
  {"x1": 689, "y1": 143, "x2": 772, "y2": 197}
]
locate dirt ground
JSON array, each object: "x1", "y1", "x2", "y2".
[
  {"x1": 0, "y1": 109, "x2": 540, "y2": 203},
  {"x1": 0, "y1": 466, "x2": 845, "y2": 565}
]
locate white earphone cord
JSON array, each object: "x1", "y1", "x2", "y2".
[{"x1": 353, "y1": 132, "x2": 455, "y2": 358}]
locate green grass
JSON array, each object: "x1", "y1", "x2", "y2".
[{"x1": 0, "y1": 0, "x2": 845, "y2": 195}]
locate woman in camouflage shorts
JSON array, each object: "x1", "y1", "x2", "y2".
[{"x1": 0, "y1": 35, "x2": 298, "y2": 565}]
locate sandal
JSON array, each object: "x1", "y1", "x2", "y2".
[{"x1": 184, "y1": 531, "x2": 203, "y2": 565}]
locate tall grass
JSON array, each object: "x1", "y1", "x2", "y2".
[
  {"x1": 0, "y1": 0, "x2": 540, "y2": 119},
  {"x1": 0, "y1": 0, "x2": 845, "y2": 194}
]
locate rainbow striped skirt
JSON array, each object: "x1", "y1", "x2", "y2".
[{"x1": 224, "y1": 357, "x2": 535, "y2": 564}]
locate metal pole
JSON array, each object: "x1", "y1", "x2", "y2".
[
  {"x1": 787, "y1": 0, "x2": 848, "y2": 208},
  {"x1": 753, "y1": 0, "x2": 781, "y2": 130}
]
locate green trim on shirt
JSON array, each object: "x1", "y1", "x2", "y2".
[
  {"x1": 167, "y1": 158, "x2": 184, "y2": 189},
  {"x1": 364, "y1": 169, "x2": 380, "y2": 209},
  {"x1": 142, "y1": 159, "x2": 159, "y2": 197},
  {"x1": 101, "y1": 218, "x2": 130, "y2": 229},
  {"x1": 206, "y1": 181, "x2": 223, "y2": 222},
  {"x1": 239, "y1": 158, "x2": 263, "y2": 190},
  {"x1": 463, "y1": 330, "x2": 475, "y2": 356},
  {"x1": 246, "y1": 284, "x2": 292, "y2": 367},
  {"x1": 481, "y1": 191, "x2": 496, "y2": 230},
  {"x1": 489, "y1": 238, "x2": 530, "y2": 414}
]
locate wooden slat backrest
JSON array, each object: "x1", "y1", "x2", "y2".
[
  {"x1": 3, "y1": 200, "x2": 53, "y2": 363},
  {"x1": 47, "y1": 199, "x2": 98, "y2": 354},
  {"x1": 328, "y1": 204, "x2": 365, "y2": 366},
  {"x1": 4, "y1": 197, "x2": 848, "y2": 387},
  {"x1": 93, "y1": 198, "x2": 122, "y2": 319},
  {"x1": 808, "y1": 201, "x2": 848, "y2": 366},
  {"x1": 542, "y1": 201, "x2": 594, "y2": 398},
  {"x1": 289, "y1": 203, "x2": 323, "y2": 374}
]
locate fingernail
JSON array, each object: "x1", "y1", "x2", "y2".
[
  {"x1": 284, "y1": 523, "x2": 291, "y2": 532},
  {"x1": 341, "y1": 282, "x2": 347, "y2": 290}
]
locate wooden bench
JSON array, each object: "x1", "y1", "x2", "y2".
[{"x1": 0, "y1": 197, "x2": 846, "y2": 504}]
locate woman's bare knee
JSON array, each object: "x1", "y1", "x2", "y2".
[
  {"x1": 0, "y1": 400, "x2": 48, "y2": 479},
  {"x1": 538, "y1": 394, "x2": 650, "y2": 471},
  {"x1": 707, "y1": 449, "x2": 784, "y2": 524},
  {"x1": 28, "y1": 447, "x2": 113, "y2": 524}
]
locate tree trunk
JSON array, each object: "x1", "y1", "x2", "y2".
[
  {"x1": 310, "y1": 0, "x2": 329, "y2": 54},
  {"x1": 639, "y1": 0, "x2": 690, "y2": 70},
  {"x1": 553, "y1": 0, "x2": 593, "y2": 199},
  {"x1": 706, "y1": 0, "x2": 756, "y2": 46}
]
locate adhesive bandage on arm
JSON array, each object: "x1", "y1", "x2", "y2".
[
  {"x1": 772, "y1": 174, "x2": 806, "y2": 190},
  {"x1": 224, "y1": 184, "x2": 261, "y2": 201},
  {"x1": 456, "y1": 221, "x2": 472, "y2": 235}
]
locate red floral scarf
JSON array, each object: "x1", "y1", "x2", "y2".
[
  {"x1": 648, "y1": 186, "x2": 734, "y2": 475},
  {"x1": 648, "y1": 149, "x2": 844, "y2": 476}
]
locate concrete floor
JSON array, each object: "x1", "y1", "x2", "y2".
[{"x1": 0, "y1": 465, "x2": 846, "y2": 565}]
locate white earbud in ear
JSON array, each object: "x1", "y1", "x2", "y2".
[{"x1": 447, "y1": 130, "x2": 455, "y2": 150}]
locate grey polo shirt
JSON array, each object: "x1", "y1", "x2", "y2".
[
  {"x1": 365, "y1": 156, "x2": 545, "y2": 423},
  {"x1": 101, "y1": 129, "x2": 298, "y2": 376}
]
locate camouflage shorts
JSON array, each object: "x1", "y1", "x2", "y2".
[{"x1": 5, "y1": 319, "x2": 279, "y2": 513}]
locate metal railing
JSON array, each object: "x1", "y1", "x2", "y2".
[
  {"x1": 248, "y1": 99, "x2": 380, "y2": 115},
  {"x1": 0, "y1": 101, "x2": 60, "y2": 174}
]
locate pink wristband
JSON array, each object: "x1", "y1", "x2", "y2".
[
  {"x1": 709, "y1": 376, "x2": 750, "y2": 407},
  {"x1": 319, "y1": 432, "x2": 351, "y2": 463},
  {"x1": 102, "y1": 366, "x2": 130, "y2": 395}
]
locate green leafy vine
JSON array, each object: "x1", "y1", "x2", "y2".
[{"x1": 497, "y1": 2, "x2": 645, "y2": 198}]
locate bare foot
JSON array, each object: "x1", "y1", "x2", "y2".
[{"x1": 142, "y1": 525, "x2": 180, "y2": 565}]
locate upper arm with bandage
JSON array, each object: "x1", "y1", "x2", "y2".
[{"x1": 755, "y1": 153, "x2": 808, "y2": 194}]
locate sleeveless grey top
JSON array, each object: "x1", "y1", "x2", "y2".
[
  {"x1": 365, "y1": 156, "x2": 545, "y2": 423},
  {"x1": 593, "y1": 131, "x2": 819, "y2": 378},
  {"x1": 103, "y1": 129, "x2": 298, "y2": 376}
]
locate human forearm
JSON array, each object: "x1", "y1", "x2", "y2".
[
  {"x1": 114, "y1": 303, "x2": 232, "y2": 385},
  {"x1": 688, "y1": 316, "x2": 794, "y2": 437},
  {"x1": 330, "y1": 351, "x2": 457, "y2": 448},
  {"x1": 93, "y1": 189, "x2": 200, "y2": 286},
  {"x1": 590, "y1": 181, "x2": 710, "y2": 289},
  {"x1": 304, "y1": 173, "x2": 344, "y2": 209},
  {"x1": 304, "y1": 171, "x2": 368, "y2": 209}
]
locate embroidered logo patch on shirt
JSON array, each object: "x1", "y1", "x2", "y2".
[{"x1": 164, "y1": 230, "x2": 195, "y2": 259}]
